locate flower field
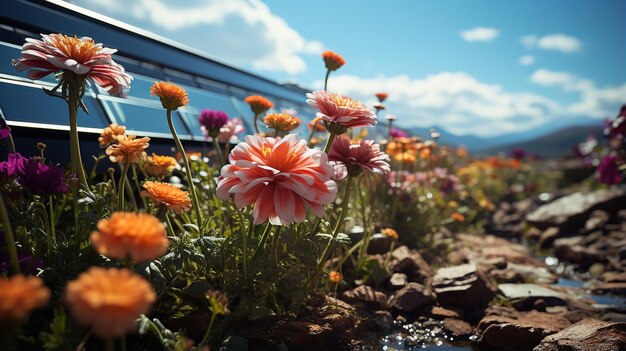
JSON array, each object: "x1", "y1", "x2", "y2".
[{"x1": 1, "y1": 33, "x2": 625, "y2": 351}]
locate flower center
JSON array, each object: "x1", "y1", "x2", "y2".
[{"x1": 50, "y1": 34, "x2": 99, "y2": 64}]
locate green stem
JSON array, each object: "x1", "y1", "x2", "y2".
[
  {"x1": 0, "y1": 195, "x2": 20, "y2": 274},
  {"x1": 251, "y1": 223, "x2": 273, "y2": 262},
  {"x1": 322, "y1": 133, "x2": 336, "y2": 154},
  {"x1": 234, "y1": 205, "x2": 249, "y2": 282},
  {"x1": 200, "y1": 312, "x2": 218, "y2": 346},
  {"x1": 253, "y1": 112, "x2": 261, "y2": 135},
  {"x1": 117, "y1": 161, "x2": 130, "y2": 211},
  {"x1": 211, "y1": 138, "x2": 224, "y2": 166},
  {"x1": 312, "y1": 175, "x2": 353, "y2": 288},
  {"x1": 323, "y1": 69, "x2": 331, "y2": 91},
  {"x1": 307, "y1": 123, "x2": 317, "y2": 145},
  {"x1": 166, "y1": 110, "x2": 203, "y2": 226},
  {"x1": 48, "y1": 196, "x2": 56, "y2": 250},
  {"x1": 131, "y1": 165, "x2": 148, "y2": 209},
  {"x1": 67, "y1": 78, "x2": 89, "y2": 190},
  {"x1": 6, "y1": 133, "x2": 16, "y2": 154}
]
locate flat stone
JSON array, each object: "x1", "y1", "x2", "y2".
[
  {"x1": 498, "y1": 283, "x2": 567, "y2": 310},
  {"x1": 603, "y1": 272, "x2": 626, "y2": 283},
  {"x1": 526, "y1": 189, "x2": 626, "y2": 231},
  {"x1": 429, "y1": 306, "x2": 461, "y2": 319},
  {"x1": 389, "y1": 245, "x2": 432, "y2": 283},
  {"x1": 591, "y1": 282, "x2": 626, "y2": 295},
  {"x1": 388, "y1": 273, "x2": 408, "y2": 290},
  {"x1": 341, "y1": 285, "x2": 388, "y2": 310},
  {"x1": 539, "y1": 227, "x2": 561, "y2": 248},
  {"x1": 442, "y1": 318, "x2": 473, "y2": 338},
  {"x1": 432, "y1": 263, "x2": 495, "y2": 316},
  {"x1": 390, "y1": 282, "x2": 436, "y2": 313},
  {"x1": 507, "y1": 263, "x2": 558, "y2": 284},
  {"x1": 533, "y1": 319, "x2": 626, "y2": 351}
]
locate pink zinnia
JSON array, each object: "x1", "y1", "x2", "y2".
[
  {"x1": 12, "y1": 33, "x2": 131, "y2": 95},
  {"x1": 306, "y1": 91, "x2": 377, "y2": 133},
  {"x1": 216, "y1": 134, "x2": 337, "y2": 225},
  {"x1": 328, "y1": 135, "x2": 391, "y2": 178},
  {"x1": 217, "y1": 118, "x2": 245, "y2": 143}
]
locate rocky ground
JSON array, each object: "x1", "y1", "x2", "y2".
[{"x1": 236, "y1": 188, "x2": 626, "y2": 350}]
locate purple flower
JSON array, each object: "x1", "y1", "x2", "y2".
[
  {"x1": 389, "y1": 127, "x2": 408, "y2": 138},
  {"x1": 17, "y1": 158, "x2": 69, "y2": 196},
  {"x1": 510, "y1": 148, "x2": 527, "y2": 160},
  {"x1": 0, "y1": 116, "x2": 10, "y2": 140},
  {"x1": 0, "y1": 231, "x2": 43, "y2": 275},
  {"x1": 0, "y1": 153, "x2": 27, "y2": 182},
  {"x1": 598, "y1": 154, "x2": 623, "y2": 185},
  {"x1": 199, "y1": 109, "x2": 230, "y2": 138}
]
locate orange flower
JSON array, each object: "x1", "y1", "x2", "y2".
[
  {"x1": 105, "y1": 134, "x2": 150, "y2": 164},
  {"x1": 141, "y1": 181, "x2": 192, "y2": 214},
  {"x1": 308, "y1": 117, "x2": 326, "y2": 132},
  {"x1": 150, "y1": 81, "x2": 189, "y2": 110},
  {"x1": 382, "y1": 228, "x2": 399, "y2": 240},
  {"x1": 143, "y1": 153, "x2": 177, "y2": 178},
  {"x1": 91, "y1": 212, "x2": 169, "y2": 262},
  {"x1": 328, "y1": 271, "x2": 342, "y2": 283},
  {"x1": 375, "y1": 92, "x2": 388, "y2": 103},
  {"x1": 245, "y1": 95, "x2": 274, "y2": 115},
  {"x1": 0, "y1": 275, "x2": 50, "y2": 322},
  {"x1": 65, "y1": 267, "x2": 156, "y2": 338},
  {"x1": 456, "y1": 147, "x2": 468, "y2": 158},
  {"x1": 264, "y1": 113, "x2": 300, "y2": 132},
  {"x1": 98, "y1": 123, "x2": 126, "y2": 147},
  {"x1": 322, "y1": 51, "x2": 345, "y2": 71},
  {"x1": 451, "y1": 212, "x2": 465, "y2": 222}
]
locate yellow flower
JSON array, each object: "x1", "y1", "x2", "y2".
[
  {"x1": 65, "y1": 267, "x2": 156, "y2": 338},
  {"x1": 143, "y1": 153, "x2": 177, "y2": 178},
  {"x1": 90, "y1": 212, "x2": 169, "y2": 262},
  {"x1": 150, "y1": 81, "x2": 189, "y2": 110},
  {"x1": 0, "y1": 275, "x2": 50, "y2": 322},
  {"x1": 105, "y1": 134, "x2": 150, "y2": 164},
  {"x1": 141, "y1": 181, "x2": 192, "y2": 214}
]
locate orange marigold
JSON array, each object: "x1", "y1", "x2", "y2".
[
  {"x1": 382, "y1": 228, "x2": 399, "y2": 240},
  {"x1": 150, "y1": 81, "x2": 189, "y2": 110},
  {"x1": 245, "y1": 95, "x2": 274, "y2": 115},
  {"x1": 141, "y1": 181, "x2": 192, "y2": 214},
  {"x1": 375, "y1": 92, "x2": 388, "y2": 103},
  {"x1": 65, "y1": 267, "x2": 156, "y2": 338},
  {"x1": 328, "y1": 271, "x2": 342, "y2": 283},
  {"x1": 0, "y1": 275, "x2": 50, "y2": 322},
  {"x1": 264, "y1": 113, "x2": 300, "y2": 132},
  {"x1": 98, "y1": 123, "x2": 126, "y2": 147},
  {"x1": 105, "y1": 134, "x2": 150, "y2": 164},
  {"x1": 308, "y1": 117, "x2": 326, "y2": 132},
  {"x1": 451, "y1": 212, "x2": 465, "y2": 222},
  {"x1": 143, "y1": 153, "x2": 177, "y2": 178},
  {"x1": 322, "y1": 51, "x2": 346, "y2": 71},
  {"x1": 91, "y1": 212, "x2": 169, "y2": 262}
]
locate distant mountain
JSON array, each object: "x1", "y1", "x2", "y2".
[{"x1": 476, "y1": 125, "x2": 605, "y2": 158}]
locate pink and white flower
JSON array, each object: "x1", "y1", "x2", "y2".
[
  {"x1": 216, "y1": 134, "x2": 337, "y2": 225},
  {"x1": 306, "y1": 91, "x2": 377, "y2": 131},
  {"x1": 12, "y1": 33, "x2": 131, "y2": 95},
  {"x1": 328, "y1": 135, "x2": 390, "y2": 177},
  {"x1": 216, "y1": 118, "x2": 245, "y2": 143}
]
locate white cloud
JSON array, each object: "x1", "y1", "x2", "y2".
[
  {"x1": 530, "y1": 68, "x2": 626, "y2": 118},
  {"x1": 519, "y1": 55, "x2": 535, "y2": 66},
  {"x1": 521, "y1": 34, "x2": 582, "y2": 53},
  {"x1": 460, "y1": 27, "x2": 499, "y2": 42},
  {"x1": 71, "y1": 0, "x2": 323, "y2": 74}
]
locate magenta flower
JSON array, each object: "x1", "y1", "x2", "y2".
[
  {"x1": 12, "y1": 33, "x2": 131, "y2": 95},
  {"x1": 306, "y1": 91, "x2": 377, "y2": 134},
  {"x1": 389, "y1": 128, "x2": 408, "y2": 138},
  {"x1": 0, "y1": 153, "x2": 27, "y2": 182},
  {"x1": 199, "y1": 109, "x2": 230, "y2": 138},
  {"x1": 217, "y1": 118, "x2": 245, "y2": 143},
  {"x1": 598, "y1": 154, "x2": 623, "y2": 185},
  {"x1": 0, "y1": 116, "x2": 10, "y2": 140},
  {"x1": 328, "y1": 135, "x2": 390, "y2": 177},
  {"x1": 216, "y1": 134, "x2": 337, "y2": 225},
  {"x1": 17, "y1": 158, "x2": 69, "y2": 196}
]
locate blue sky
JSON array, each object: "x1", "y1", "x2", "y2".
[{"x1": 68, "y1": 0, "x2": 625, "y2": 137}]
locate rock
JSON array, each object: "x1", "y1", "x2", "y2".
[
  {"x1": 524, "y1": 227, "x2": 542, "y2": 241},
  {"x1": 403, "y1": 336, "x2": 418, "y2": 347},
  {"x1": 442, "y1": 318, "x2": 473, "y2": 338},
  {"x1": 429, "y1": 306, "x2": 461, "y2": 319},
  {"x1": 533, "y1": 319, "x2": 626, "y2": 351},
  {"x1": 389, "y1": 246, "x2": 432, "y2": 283},
  {"x1": 506, "y1": 263, "x2": 558, "y2": 284},
  {"x1": 603, "y1": 272, "x2": 626, "y2": 283},
  {"x1": 341, "y1": 285, "x2": 388, "y2": 310},
  {"x1": 591, "y1": 282, "x2": 626, "y2": 295},
  {"x1": 554, "y1": 236, "x2": 605, "y2": 268},
  {"x1": 539, "y1": 227, "x2": 561, "y2": 248},
  {"x1": 498, "y1": 283, "x2": 567, "y2": 311},
  {"x1": 478, "y1": 308, "x2": 571, "y2": 351},
  {"x1": 432, "y1": 264, "x2": 495, "y2": 317},
  {"x1": 491, "y1": 268, "x2": 524, "y2": 283},
  {"x1": 564, "y1": 310, "x2": 593, "y2": 323},
  {"x1": 526, "y1": 189, "x2": 626, "y2": 232},
  {"x1": 589, "y1": 263, "x2": 605, "y2": 278},
  {"x1": 585, "y1": 210, "x2": 610, "y2": 231},
  {"x1": 390, "y1": 282, "x2": 435, "y2": 313},
  {"x1": 387, "y1": 273, "x2": 408, "y2": 290},
  {"x1": 602, "y1": 312, "x2": 626, "y2": 323},
  {"x1": 366, "y1": 233, "x2": 392, "y2": 255}
]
